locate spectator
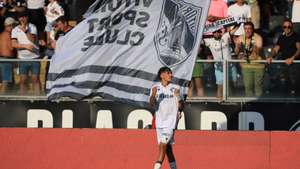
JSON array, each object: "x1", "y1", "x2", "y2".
[
  {"x1": 55, "y1": 15, "x2": 71, "y2": 35},
  {"x1": 42, "y1": 22, "x2": 58, "y2": 58},
  {"x1": 287, "y1": 0, "x2": 294, "y2": 19},
  {"x1": 188, "y1": 44, "x2": 204, "y2": 97},
  {"x1": 247, "y1": 0, "x2": 260, "y2": 31},
  {"x1": 204, "y1": 0, "x2": 228, "y2": 37},
  {"x1": 270, "y1": 0, "x2": 288, "y2": 15},
  {"x1": 1, "y1": 0, "x2": 26, "y2": 19},
  {"x1": 228, "y1": 0, "x2": 251, "y2": 36},
  {"x1": 235, "y1": 21, "x2": 264, "y2": 97},
  {"x1": 0, "y1": 1, "x2": 7, "y2": 17},
  {"x1": 258, "y1": 0, "x2": 270, "y2": 31},
  {"x1": 26, "y1": 0, "x2": 46, "y2": 39},
  {"x1": 226, "y1": 0, "x2": 236, "y2": 6},
  {"x1": 44, "y1": 0, "x2": 64, "y2": 44},
  {"x1": 204, "y1": 28, "x2": 238, "y2": 99},
  {"x1": 207, "y1": 0, "x2": 228, "y2": 24},
  {"x1": 11, "y1": 10, "x2": 40, "y2": 95},
  {"x1": 267, "y1": 19, "x2": 300, "y2": 95},
  {"x1": 15, "y1": 0, "x2": 26, "y2": 7},
  {"x1": 50, "y1": 15, "x2": 72, "y2": 49},
  {"x1": 292, "y1": 0, "x2": 300, "y2": 23},
  {"x1": 0, "y1": 17, "x2": 16, "y2": 93}
]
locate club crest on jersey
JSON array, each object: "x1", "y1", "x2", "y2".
[{"x1": 154, "y1": 0, "x2": 202, "y2": 67}]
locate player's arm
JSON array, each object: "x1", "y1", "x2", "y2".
[
  {"x1": 149, "y1": 86, "x2": 157, "y2": 107},
  {"x1": 174, "y1": 89, "x2": 184, "y2": 112}
]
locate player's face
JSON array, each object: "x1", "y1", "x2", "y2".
[{"x1": 160, "y1": 71, "x2": 173, "y2": 82}]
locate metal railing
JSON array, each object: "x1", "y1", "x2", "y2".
[
  {"x1": 190, "y1": 59, "x2": 300, "y2": 102},
  {"x1": 0, "y1": 58, "x2": 299, "y2": 103}
]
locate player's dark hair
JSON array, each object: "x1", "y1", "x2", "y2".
[{"x1": 157, "y1": 66, "x2": 172, "y2": 80}]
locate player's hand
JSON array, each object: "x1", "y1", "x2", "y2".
[
  {"x1": 178, "y1": 111, "x2": 182, "y2": 119},
  {"x1": 174, "y1": 89, "x2": 180, "y2": 97},
  {"x1": 150, "y1": 87, "x2": 158, "y2": 107},
  {"x1": 152, "y1": 87, "x2": 158, "y2": 97}
]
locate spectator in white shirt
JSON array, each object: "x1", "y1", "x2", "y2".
[
  {"x1": 44, "y1": 0, "x2": 64, "y2": 43},
  {"x1": 228, "y1": 0, "x2": 251, "y2": 36},
  {"x1": 203, "y1": 29, "x2": 238, "y2": 99},
  {"x1": 11, "y1": 10, "x2": 40, "y2": 95}
]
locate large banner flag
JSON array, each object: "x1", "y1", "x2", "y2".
[{"x1": 46, "y1": 0, "x2": 210, "y2": 107}]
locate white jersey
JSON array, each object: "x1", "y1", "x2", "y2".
[{"x1": 151, "y1": 82, "x2": 179, "y2": 129}]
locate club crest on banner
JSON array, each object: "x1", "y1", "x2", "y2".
[{"x1": 154, "y1": 0, "x2": 202, "y2": 67}]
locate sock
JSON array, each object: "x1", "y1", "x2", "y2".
[
  {"x1": 154, "y1": 161, "x2": 162, "y2": 169},
  {"x1": 169, "y1": 161, "x2": 177, "y2": 169}
]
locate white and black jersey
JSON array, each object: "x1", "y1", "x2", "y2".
[{"x1": 151, "y1": 82, "x2": 179, "y2": 129}]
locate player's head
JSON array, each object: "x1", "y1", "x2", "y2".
[{"x1": 158, "y1": 66, "x2": 172, "y2": 82}]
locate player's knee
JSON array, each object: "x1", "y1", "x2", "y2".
[{"x1": 160, "y1": 133, "x2": 171, "y2": 144}]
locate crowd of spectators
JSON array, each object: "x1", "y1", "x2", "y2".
[
  {"x1": 0, "y1": 0, "x2": 299, "y2": 100},
  {"x1": 188, "y1": 0, "x2": 300, "y2": 99},
  {"x1": 0, "y1": 0, "x2": 71, "y2": 94}
]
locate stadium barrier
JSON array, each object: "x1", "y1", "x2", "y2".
[
  {"x1": 0, "y1": 59, "x2": 300, "y2": 102},
  {"x1": 0, "y1": 128, "x2": 299, "y2": 169}
]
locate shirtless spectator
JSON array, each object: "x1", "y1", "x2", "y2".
[
  {"x1": 235, "y1": 22, "x2": 264, "y2": 97},
  {"x1": 0, "y1": 17, "x2": 16, "y2": 93}
]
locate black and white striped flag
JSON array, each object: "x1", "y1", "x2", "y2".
[{"x1": 46, "y1": 0, "x2": 210, "y2": 107}]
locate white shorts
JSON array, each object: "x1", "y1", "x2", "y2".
[{"x1": 156, "y1": 128, "x2": 175, "y2": 144}]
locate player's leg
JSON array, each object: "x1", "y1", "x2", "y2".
[
  {"x1": 154, "y1": 143, "x2": 167, "y2": 169},
  {"x1": 154, "y1": 128, "x2": 172, "y2": 169},
  {"x1": 166, "y1": 143, "x2": 177, "y2": 169}
]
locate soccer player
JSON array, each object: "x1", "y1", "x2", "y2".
[{"x1": 150, "y1": 66, "x2": 184, "y2": 169}]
